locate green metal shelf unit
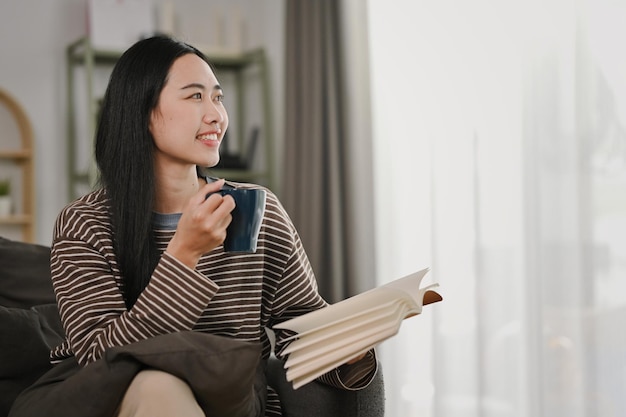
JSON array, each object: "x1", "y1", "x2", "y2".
[{"x1": 66, "y1": 36, "x2": 275, "y2": 201}]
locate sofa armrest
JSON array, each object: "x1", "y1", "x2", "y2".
[
  {"x1": 266, "y1": 356, "x2": 385, "y2": 417},
  {"x1": 0, "y1": 237, "x2": 55, "y2": 309}
]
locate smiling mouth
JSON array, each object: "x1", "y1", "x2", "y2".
[{"x1": 196, "y1": 133, "x2": 219, "y2": 142}]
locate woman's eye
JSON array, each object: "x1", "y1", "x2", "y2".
[
  {"x1": 215, "y1": 94, "x2": 225, "y2": 103},
  {"x1": 191, "y1": 92, "x2": 202, "y2": 100}
]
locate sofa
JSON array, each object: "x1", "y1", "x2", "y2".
[{"x1": 0, "y1": 236, "x2": 385, "y2": 417}]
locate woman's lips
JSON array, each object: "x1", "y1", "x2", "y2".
[{"x1": 196, "y1": 132, "x2": 220, "y2": 147}]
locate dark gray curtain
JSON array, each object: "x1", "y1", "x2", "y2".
[{"x1": 283, "y1": 0, "x2": 353, "y2": 303}]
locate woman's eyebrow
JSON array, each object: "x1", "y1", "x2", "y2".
[
  {"x1": 180, "y1": 83, "x2": 223, "y2": 91},
  {"x1": 180, "y1": 82, "x2": 205, "y2": 91}
]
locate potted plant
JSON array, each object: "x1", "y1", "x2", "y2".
[{"x1": 0, "y1": 179, "x2": 12, "y2": 216}]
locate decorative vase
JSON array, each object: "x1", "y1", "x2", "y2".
[{"x1": 0, "y1": 196, "x2": 11, "y2": 216}]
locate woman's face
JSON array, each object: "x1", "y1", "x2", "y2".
[{"x1": 149, "y1": 53, "x2": 229, "y2": 171}]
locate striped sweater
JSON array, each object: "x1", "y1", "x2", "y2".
[{"x1": 49, "y1": 183, "x2": 376, "y2": 416}]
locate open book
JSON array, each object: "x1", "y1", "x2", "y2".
[{"x1": 274, "y1": 268, "x2": 442, "y2": 389}]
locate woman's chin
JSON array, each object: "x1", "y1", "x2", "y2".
[{"x1": 201, "y1": 155, "x2": 221, "y2": 168}]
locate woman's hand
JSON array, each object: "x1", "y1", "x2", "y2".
[
  {"x1": 166, "y1": 179, "x2": 236, "y2": 268},
  {"x1": 345, "y1": 352, "x2": 367, "y2": 365}
]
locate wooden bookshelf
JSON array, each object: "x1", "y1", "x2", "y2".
[{"x1": 0, "y1": 88, "x2": 35, "y2": 242}]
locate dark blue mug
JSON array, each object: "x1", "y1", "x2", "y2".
[{"x1": 219, "y1": 188, "x2": 266, "y2": 253}]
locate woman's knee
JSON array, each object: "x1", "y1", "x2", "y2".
[
  {"x1": 130, "y1": 370, "x2": 188, "y2": 395},
  {"x1": 117, "y1": 369, "x2": 205, "y2": 417}
]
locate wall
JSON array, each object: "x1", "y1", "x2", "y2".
[
  {"x1": 0, "y1": 0, "x2": 85, "y2": 244},
  {"x1": 0, "y1": 0, "x2": 284, "y2": 245}
]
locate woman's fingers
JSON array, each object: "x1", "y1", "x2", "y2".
[
  {"x1": 198, "y1": 181, "x2": 236, "y2": 222},
  {"x1": 195, "y1": 179, "x2": 225, "y2": 205},
  {"x1": 166, "y1": 181, "x2": 239, "y2": 268}
]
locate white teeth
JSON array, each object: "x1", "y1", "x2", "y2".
[{"x1": 197, "y1": 134, "x2": 218, "y2": 141}]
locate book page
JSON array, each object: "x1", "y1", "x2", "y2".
[
  {"x1": 275, "y1": 267, "x2": 442, "y2": 389},
  {"x1": 275, "y1": 268, "x2": 432, "y2": 334},
  {"x1": 276, "y1": 288, "x2": 413, "y2": 340},
  {"x1": 281, "y1": 299, "x2": 399, "y2": 350},
  {"x1": 286, "y1": 326, "x2": 399, "y2": 388},
  {"x1": 284, "y1": 301, "x2": 410, "y2": 364}
]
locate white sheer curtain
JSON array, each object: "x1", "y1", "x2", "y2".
[{"x1": 366, "y1": 1, "x2": 626, "y2": 416}]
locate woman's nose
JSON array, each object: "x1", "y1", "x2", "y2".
[{"x1": 203, "y1": 102, "x2": 225, "y2": 124}]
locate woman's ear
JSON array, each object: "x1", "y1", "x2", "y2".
[{"x1": 148, "y1": 107, "x2": 160, "y2": 134}]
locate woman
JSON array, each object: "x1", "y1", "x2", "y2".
[{"x1": 9, "y1": 36, "x2": 376, "y2": 417}]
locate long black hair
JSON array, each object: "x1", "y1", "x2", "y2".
[{"x1": 95, "y1": 35, "x2": 210, "y2": 308}]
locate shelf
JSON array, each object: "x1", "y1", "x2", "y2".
[
  {"x1": 0, "y1": 88, "x2": 35, "y2": 242},
  {"x1": 67, "y1": 38, "x2": 122, "y2": 65},
  {"x1": 0, "y1": 149, "x2": 32, "y2": 160},
  {"x1": 0, "y1": 214, "x2": 33, "y2": 224},
  {"x1": 67, "y1": 37, "x2": 265, "y2": 69},
  {"x1": 208, "y1": 169, "x2": 269, "y2": 182},
  {"x1": 66, "y1": 36, "x2": 275, "y2": 200}
]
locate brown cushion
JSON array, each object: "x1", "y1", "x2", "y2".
[{"x1": 0, "y1": 237, "x2": 55, "y2": 308}]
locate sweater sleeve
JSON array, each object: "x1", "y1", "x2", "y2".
[
  {"x1": 50, "y1": 200, "x2": 219, "y2": 366},
  {"x1": 317, "y1": 349, "x2": 379, "y2": 389}
]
